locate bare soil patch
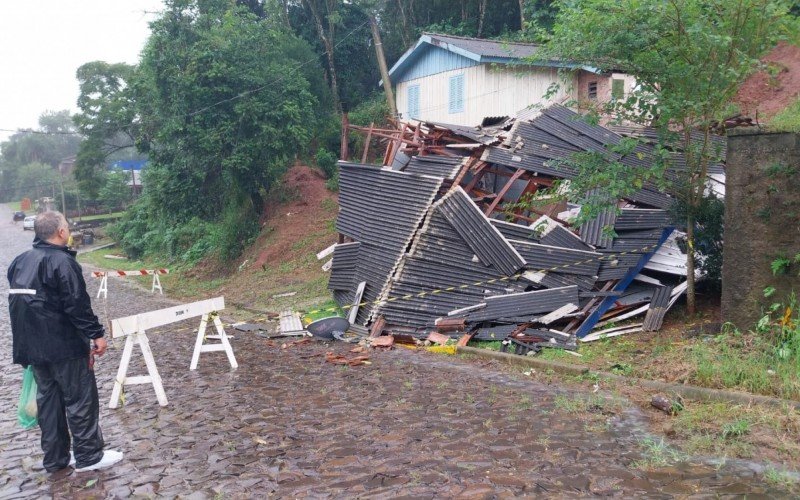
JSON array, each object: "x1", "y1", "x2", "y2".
[{"x1": 735, "y1": 42, "x2": 800, "y2": 121}]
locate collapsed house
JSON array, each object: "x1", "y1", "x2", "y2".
[{"x1": 326, "y1": 104, "x2": 721, "y2": 354}]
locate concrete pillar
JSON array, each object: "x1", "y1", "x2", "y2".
[{"x1": 722, "y1": 130, "x2": 800, "y2": 329}]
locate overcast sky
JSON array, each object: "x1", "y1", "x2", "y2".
[{"x1": 0, "y1": 1, "x2": 165, "y2": 141}]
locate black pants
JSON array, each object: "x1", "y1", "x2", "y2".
[{"x1": 32, "y1": 357, "x2": 104, "y2": 472}]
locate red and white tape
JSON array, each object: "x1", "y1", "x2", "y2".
[{"x1": 92, "y1": 269, "x2": 170, "y2": 278}]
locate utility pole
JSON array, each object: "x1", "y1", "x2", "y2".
[
  {"x1": 369, "y1": 14, "x2": 397, "y2": 118},
  {"x1": 58, "y1": 165, "x2": 67, "y2": 217}
]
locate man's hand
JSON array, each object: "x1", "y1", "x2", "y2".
[{"x1": 92, "y1": 337, "x2": 108, "y2": 357}]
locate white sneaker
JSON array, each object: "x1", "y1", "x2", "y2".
[
  {"x1": 75, "y1": 450, "x2": 124, "y2": 472},
  {"x1": 69, "y1": 452, "x2": 75, "y2": 467}
]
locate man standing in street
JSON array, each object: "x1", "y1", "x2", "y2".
[{"x1": 7, "y1": 211, "x2": 123, "y2": 472}]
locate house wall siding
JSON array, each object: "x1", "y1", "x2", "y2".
[
  {"x1": 396, "y1": 45, "x2": 480, "y2": 83},
  {"x1": 396, "y1": 65, "x2": 572, "y2": 126}
]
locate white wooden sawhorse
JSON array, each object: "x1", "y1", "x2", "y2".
[
  {"x1": 108, "y1": 296, "x2": 237, "y2": 409},
  {"x1": 95, "y1": 270, "x2": 168, "y2": 300}
]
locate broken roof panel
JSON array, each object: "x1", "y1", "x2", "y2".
[
  {"x1": 614, "y1": 209, "x2": 673, "y2": 230},
  {"x1": 334, "y1": 163, "x2": 443, "y2": 324},
  {"x1": 404, "y1": 155, "x2": 464, "y2": 179},
  {"x1": 456, "y1": 286, "x2": 580, "y2": 323},
  {"x1": 579, "y1": 208, "x2": 617, "y2": 248},
  {"x1": 490, "y1": 219, "x2": 541, "y2": 242},
  {"x1": 510, "y1": 240, "x2": 602, "y2": 276},
  {"x1": 436, "y1": 187, "x2": 526, "y2": 276},
  {"x1": 534, "y1": 216, "x2": 594, "y2": 251},
  {"x1": 328, "y1": 242, "x2": 360, "y2": 291}
]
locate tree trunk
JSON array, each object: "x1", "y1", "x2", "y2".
[
  {"x1": 682, "y1": 128, "x2": 697, "y2": 316},
  {"x1": 519, "y1": 0, "x2": 525, "y2": 29},
  {"x1": 370, "y1": 15, "x2": 397, "y2": 118},
  {"x1": 304, "y1": 0, "x2": 342, "y2": 114},
  {"x1": 396, "y1": 0, "x2": 410, "y2": 47},
  {"x1": 279, "y1": 0, "x2": 291, "y2": 29},
  {"x1": 477, "y1": 0, "x2": 487, "y2": 37},
  {"x1": 685, "y1": 212, "x2": 696, "y2": 316}
]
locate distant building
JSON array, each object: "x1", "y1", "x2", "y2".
[
  {"x1": 58, "y1": 156, "x2": 77, "y2": 177},
  {"x1": 384, "y1": 33, "x2": 636, "y2": 126},
  {"x1": 110, "y1": 159, "x2": 147, "y2": 195}
]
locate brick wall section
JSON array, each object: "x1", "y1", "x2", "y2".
[{"x1": 722, "y1": 131, "x2": 800, "y2": 329}]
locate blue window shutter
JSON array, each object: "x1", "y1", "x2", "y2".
[
  {"x1": 408, "y1": 85, "x2": 420, "y2": 119},
  {"x1": 449, "y1": 74, "x2": 464, "y2": 114}
]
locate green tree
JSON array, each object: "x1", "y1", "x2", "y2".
[
  {"x1": 112, "y1": 0, "x2": 323, "y2": 261},
  {"x1": 0, "y1": 110, "x2": 81, "y2": 202},
  {"x1": 73, "y1": 61, "x2": 138, "y2": 198},
  {"x1": 98, "y1": 168, "x2": 131, "y2": 210},
  {"x1": 14, "y1": 162, "x2": 60, "y2": 202},
  {"x1": 543, "y1": 0, "x2": 796, "y2": 314}
]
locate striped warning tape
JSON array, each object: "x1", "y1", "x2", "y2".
[
  {"x1": 304, "y1": 243, "x2": 661, "y2": 316},
  {"x1": 92, "y1": 269, "x2": 170, "y2": 278}
]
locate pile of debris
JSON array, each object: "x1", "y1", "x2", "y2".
[{"x1": 325, "y1": 104, "x2": 717, "y2": 354}]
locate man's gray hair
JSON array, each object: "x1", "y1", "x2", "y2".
[{"x1": 34, "y1": 211, "x2": 67, "y2": 241}]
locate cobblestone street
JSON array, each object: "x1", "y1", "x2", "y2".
[{"x1": 0, "y1": 204, "x2": 791, "y2": 498}]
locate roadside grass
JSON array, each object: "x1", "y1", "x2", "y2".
[
  {"x1": 482, "y1": 323, "x2": 800, "y2": 401},
  {"x1": 764, "y1": 467, "x2": 800, "y2": 492},
  {"x1": 76, "y1": 211, "x2": 124, "y2": 222},
  {"x1": 631, "y1": 437, "x2": 684, "y2": 469},
  {"x1": 77, "y1": 249, "x2": 182, "y2": 293},
  {"x1": 771, "y1": 97, "x2": 800, "y2": 132},
  {"x1": 666, "y1": 401, "x2": 800, "y2": 461},
  {"x1": 469, "y1": 340, "x2": 504, "y2": 351}
]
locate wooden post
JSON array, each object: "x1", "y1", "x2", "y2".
[
  {"x1": 369, "y1": 15, "x2": 397, "y2": 118},
  {"x1": 340, "y1": 112, "x2": 349, "y2": 161},
  {"x1": 361, "y1": 122, "x2": 374, "y2": 163},
  {"x1": 485, "y1": 168, "x2": 525, "y2": 215}
]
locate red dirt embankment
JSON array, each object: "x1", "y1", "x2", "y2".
[
  {"x1": 253, "y1": 165, "x2": 336, "y2": 269},
  {"x1": 735, "y1": 42, "x2": 800, "y2": 121}
]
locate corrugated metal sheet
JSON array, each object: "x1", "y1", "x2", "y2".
[
  {"x1": 510, "y1": 240, "x2": 601, "y2": 276},
  {"x1": 596, "y1": 252, "x2": 642, "y2": 281},
  {"x1": 457, "y1": 286, "x2": 580, "y2": 323},
  {"x1": 643, "y1": 285, "x2": 673, "y2": 331},
  {"x1": 427, "y1": 33, "x2": 542, "y2": 60},
  {"x1": 538, "y1": 271, "x2": 597, "y2": 292},
  {"x1": 334, "y1": 163, "x2": 443, "y2": 324},
  {"x1": 615, "y1": 209, "x2": 673, "y2": 230},
  {"x1": 436, "y1": 187, "x2": 526, "y2": 275},
  {"x1": 490, "y1": 219, "x2": 541, "y2": 242},
  {"x1": 328, "y1": 242, "x2": 360, "y2": 291},
  {"x1": 579, "y1": 208, "x2": 617, "y2": 248},
  {"x1": 535, "y1": 216, "x2": 594, "y2": 251},
  {"x1": 378, "y1": 207, "x2": 527, "y2": 329},
  {"x1": 404, "y1": 155, "x2": 465, "y2": 179},
  {"x1": 425, "y1": 121, "x2": 504, "y2": 145}
]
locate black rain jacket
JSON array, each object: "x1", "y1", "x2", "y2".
[{"x1": 7, "y1": 238, "x2": 105, "y2": 366}]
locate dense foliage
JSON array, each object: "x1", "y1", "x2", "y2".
[
  {"x1": 541, "y1": 0, "x2": 796, "y2": 313},
  {"x1": 103, "y1": 0, "x2": 329, "y2": 261}
]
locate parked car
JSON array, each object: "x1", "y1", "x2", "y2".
[
  {"x1": 22, "y1": 216, "x2": 36, "y2": 231},
  {"x1": 12, "y1": 211, "x2": 25, "y2": 222}
]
